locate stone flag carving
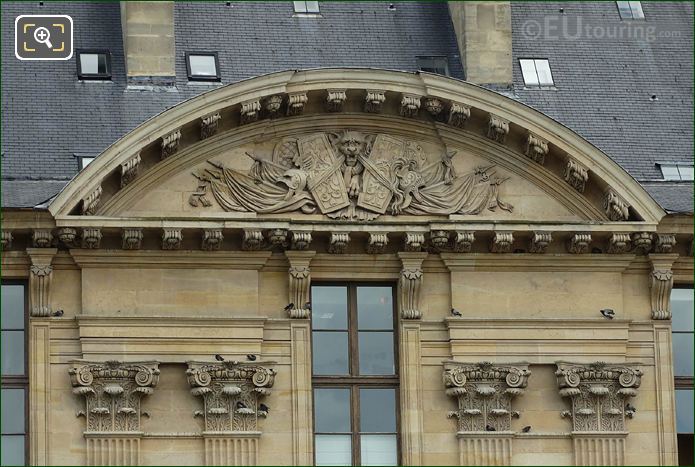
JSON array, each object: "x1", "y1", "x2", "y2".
[{"x1": 190, "y1": 131, "x2": 513, "y2": 221}]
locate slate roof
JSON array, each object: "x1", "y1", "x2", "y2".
[{"x1": 1, "y1": 1, "x2": 692, "y2": 213}]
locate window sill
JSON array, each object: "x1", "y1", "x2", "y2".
[
  {"x1": 522, "y1": 86, "x2": 558, "y2": 91},
  {"x1": 292, "y1": 13, "x2": 322, "y2": 18}
]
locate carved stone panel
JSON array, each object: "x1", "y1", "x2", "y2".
[
  {"x1": 27, "y1": 248, "x2": 57, "y2": 317},
  {"x1": 444, "y1": 362, "x2": 530, "y2": 432},
  {"x1": 161, "y1": 129, "x2": 181, "y2": 159},
  {"x1": 120, "y1": 153, "x2": 141, "y2": 188},
  {"x1": 556, "y1": 362, "x2": 641, "y2": 432},
  {"x1": 398, "y1": 252, "x2": 427, "y2": 319},
  {"x1": 328, "y1": 232, "x2": 350, "y2": 254},
  {"x1": 82, "y1": 185, "x2": 103, "y2": 215},
  {"x1": 122, "y1": 228, "x2": 143, "y2": 250},
  {"x1": 525, "y1": 132, "x2": 549, "y2": 165},
  {"x1": 603, "y1": 189, "x2": 630, "y2": 221},
  {"x1": 201, "y1": 112, "x2": 221, "y2": 138},
  {"x1": 186, "y1": 361, "x2": 276, "y2": 432},
  {"x1": 448, "y1": 102, "x2": 470, "y2": 128},
  {"x1": 568, "y1": 233, "x2": 591, "y2": 254},
  {"x1": 564, "y1": 159, "x2": 589, "y2": 193},
  {"x1": 648, "y1": 254, "x2": 678, "y2": 320},
  {"x1": 364, "y1": 90, "x2": 386, "y2": 113},
  {"x1": 69, "y1": 360, "x2": 160, "y2": 433},
  {"x1": 486, "y1": 114, "x2": 509, "y2": 143}
]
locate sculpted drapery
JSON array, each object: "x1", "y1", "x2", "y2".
[{"x1": 191, "y1": 131, "x2": 513, "y2": 221}]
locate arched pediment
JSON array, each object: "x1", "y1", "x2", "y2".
[{"x1": 48, "y1": 69, "x2": 664, "y2": 247}]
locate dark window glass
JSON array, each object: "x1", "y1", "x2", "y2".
[
  {"x1": 312, "y1": 332, "x2": 349, "y2": 375},
  {"x1": 313, "y1": 286, "x2": 348, "y2": 330},
  {"x1": 359, "y1": 388, "x2": 396, "y2": 433},
  {"x1": 357, "y1": 287, "x2": 393, "y2": 330},
  {"x1": 314, "y1": 388, "x2": 351, "y2": 433},
  {"x1": 358, "y1": 332, "x2": 394, "y2": 375}
]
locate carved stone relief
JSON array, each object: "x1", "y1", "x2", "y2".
[
  {"x1": 556, "y1": 362, "x2": 641, "y2": 432},
  {"x1": 326, "y1": 89, "x2": 347, "y2": 112},
  {"x1": 568, "y1": 233, "x2": 591, "y2": 254},
  {"x1": 444, "y1": 362, "x2": 530, "y2": 432},
  {"x1": 122, "y1": 228, "x2": 143, "y2": 250},
  {"x1": 69, "y1": 360, "x2": 160, "y2": 432},
  {"x1": 448, "y1": 102, "x2": 470, "y2": 128},
  {"x1": 398, "y1": 252, "x2": 426, "y2": 319},
  {"x1": 364, "y1": 90, "x2": 386, "y2": 113},
  {"x1": 201, "y1": 112, "x2": 221, "y2": 138},
  {"x1": 603, "y1": 189, "x2": 630, "y2": 221},
  {"x1": 161, "y1": 129, "x2": 181, "y2": 159},
  {"x1": 190, "y1": 131, "x2": 513, "y2": 222},
  {"x1": 564, "y1": 159, "x2": 589, "y2": 193},
  {"x1": 631, "y1": 232, "x2": 652, "y2": 254},
  {"x1": 525, "y1": 132, "x2": 549, "y2": 165},
  {"x1": 57, "y1": 227, "x2": 78, "y2": 248},
  {"x1": 121, "y1": 153, "x2": 141, "y2": 188},
  {"x1": 328, "y1": 232, "x2": 350, "y2": 254},
  {"x1": 423, "y1": 97, "x2": 443, "y2": 118},
  {"x1": 82, "y1": 228, "x2": 102, "y2": 249},
  {"x1": 264, "y1": 95, "x2": 283, "y2": 116},
  {"x1": 82, "y1": 185, "x2": 103, "y2": 215},
  {"x1": 186, "y1": 361, "x2": 276, "y2": 432},
  {"x1": 202, "y1": 229, "x2": 224, "y2": 251}
]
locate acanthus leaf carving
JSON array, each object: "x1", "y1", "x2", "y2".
[
  {"x1": 404, "y1": 233, "x2": 425, "y2": 252},
  {"x1": 453, "y1": 231, "x2": 475, "y2": 253},
  {"x1": 287, "y1": 92, "x2": 308, "y2": 116},
  {"x1": 491, "y1": 232, "x2": 513, "y2": 253},
  {"x1": 525, "y1": 132, "x2": 549, "y2": 165},
  {"x1": 367, "y1": 232, "x2": 388, "y2": 254},
  {"x1": 555, "y1": 362, "x2": 641, "y2": 432},
  {"x1": 189, "y1": 131, "x2": 513, "y2": 222},
  {"x1": 607, "y1": 233, "x2": 631, "y2": 254},
  {"x1": 486, "y1": 114, "x2": 509, "y2": 143},
  {"x1": 654, "y1": 234, "x2": 676, "y2": 253},
  {"x1": 603, "y1": 189, "x2": 630, "y2": 221},
  {"x1": 69, "y1": 360, "x2": 160, "y2": 433},
  {"x1": 286, "y1": 251, "x2": 314, "y2": 319},
  {"x1": 162, "y1": 228, "x2": 183, "y2": 250},
  {"x1": 448, "y1": 102, "x2": 470, "y2": 128},
  {"x1": 122, "y1": 228, "x2": 143, "y2": 250},
  {"x1": 398, "y1": 252, "x2": 426, "y2": 320},
  {"x1": 82, "y1": 185, "x2": 103, "y2": 215},
  {"x1": 399, "y1": 93, "x2": 421, "y2": 117},
  {"x1": 161, "y1": 129, "x2": 181, "y2": 159},
  {"x1": 444, "y1": 362, "x2": 530, "y2": 432},
  {"x1": 29, "y1": 256, "x2": 54, "y2": 317},
  {"x1": 120, "y1": 153, "x2": 141, "y2": 188},
  {"x1": 81, "y1": 228, "x2": 102, "y2": 249},
  {"x1": 326, "y1": 89, "x2": 347, "y2": 112},
  {"x1": 242, "y1": 229, "x2": 264, "y2": 251},
  {"x1": 186, "y1": 361, "x2": 276, "y2": 433},
  {"x1": 364, "y1": 90, "x2": 386, "y2": 113},
  {"x1": 529, "y1": 231, "x2": 552, "y2": 254},
  {"x1": 240, "y1": 100, "x2": 261, "y2": 125},
  {"x1": 564, "y1": 159, "x2": 589, "y2": 193},
  {"x1": 201, "y1": 112, "x2": 221, "y2": 138},
  {"x1": 32, "y1": 229, "x2": 53, "y2": 248},
  {"x1": 328, "y1": 232, "x2": 350, "y2": 254},
  {"x1": 568, "y1": 233, "x2": 591, "y2": 254},
  {"x1": 202, "y1": 229, "x2": 224, "y2": 251}
]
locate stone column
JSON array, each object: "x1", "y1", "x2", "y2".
[
  {"x1": 648, "y1": 253, "x2": 678, "y2": 320},
  {"x1": 285, "y1": 251, "x2": 316, "y2": 319},
  {"x1": 27, "y1": 248, "x2": 57, "y2": 317}
]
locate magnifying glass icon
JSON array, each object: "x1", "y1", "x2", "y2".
[{"x1": 33, "y1": 27, "x2": 53, "y2": 49}]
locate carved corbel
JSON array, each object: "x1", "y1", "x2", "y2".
[
  {"x1": 242, "y1": 229, "x2": 264, "y2": 251},
  {"x1": 648, "y1": 253, "x2": 678, "y2": 320},
  {"x1": 603, "y1": 189, "x2": 630, "y2": 221},
  {"x1": 1, "y1": 230, "x2": 13, "y2": 250},
  {"x1": 568, "y1": 233, "x2": 591, "y2": 254},
  {"x1": 490, "y1": 232, "x2": 513, "y2": 253},
  {"x1": 444, "y1": 361, "x2": 530, "y2": 432},
  {"x1": 486, "y1": 114, "x2": 509, "y2": 143},
  {"x1": 267, "y1": 228, "x2": 288, "y2": 249},
  {"x1": 202, "y1": 229, "x2": 224, "y2": 251},
  {"x1": 326, "y1": 89, "x2": 347, "y2": 112},
  {"x1": 564, "y1": 159, "x2": 589, "y2": 193},
  {"x1": 367, "y1": 232, "x2": 388, "y2": 254},
  {"x1": 81, "y1": 228, "x2": 102, "y2": 249},
  {"x1": 82, "y1": 185, "x2": 103, "y2": 215},
  {"x1": 161, "y1": 128, "x2": 181, "y2": 159},
  {"x1": 57, "y1": 227, "x2": 78, "y2": 248},
  {"x1": 525, "y1": 132, "x2": 549, "y2": 165},
  {"x1": 423, "y1": 97, "x2": 443, "y2": 118},
  {"x1": 33, "y1": 229, "x2": 53, "y2": 248},
  {"x1": 162, "y1": 228, "x2": 183, "y2": 250},
  {"x1": 240, "y1": 99, "x2": 261, "y2": 124},
  {"x1": 430, "y1": 230, "x2": 450, "y2": 251},
  {"x1": 555, "y1": 362, "x2": 641, "y2": 432},
  {"x1": 529, "y1": 231, "x2": 552, "y2": 254},
  {"x1": 453, "y1": 231, "x2": 475, "y2": 253},
  {"x1": 631, "y1": 232, "x2": 652, "y2": 254},
  {"x1": 364, "y1": 89, "x2": 386, "y2": 113},
  {"x1": 404, "y1": 233, "x2": 425, "y2": 252},
  {"x1": 286, "y1": 251, "x2": 315, "y2": 319},
  {"x1": 27, "y1": 248, "x2": 57, "y2": 317},
  {"x1": 287, "y1": 92, "x2": 308, "y2": 116},
  {"x1": 448, "y1": 102, "x2": 471, "y2": 128},
  {"x1": 398, "y1": 252, "x2": 427, "y2": 319},
  {"x1": 122, "y1": 228, "x2": 143, "y2": 250},
  {"x1": 290, "y1": 231, "x2": 312, "y2": 250},
  {"x1": 120, "y1": 153, "x2": 141, "y2": 188},
  {"x1": 653, "y1": 234, "x2": 676, "y2": 253},
  {"x1": 607, "y1": 233, "x2": 631, "y2": 254},
  {"x1": 264, "y1": 94, "x2": 283, "y2": 116},
  {"x1": 400, "y1": 94, "x2": 421, "y2": 117},
  {"x1": 201, "y1": 112, "x2": 221, "y2": 139},
  {"x1": 328, "y1": 232, "x2": 350, "y2": 254}
]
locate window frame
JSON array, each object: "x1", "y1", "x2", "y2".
[
  {"x1": 616, "y1": 1, "x2": 645, "y2": 19},
  {"x1": 293, "y1": 1, "x2": 320, "y2": 14},
  {"x1": 1, "y1": 280, "x2": 29, "y2": 467},
  {"x1": 311, "y1": 282, "x2": 401, "y2": 466},
  {"x1": 76, "y1": 48, "x2": 112, "y2": 80},
  {"x1": 672, "y1": 284, "x2": 694, "y2": 465},
  {"x1": 519, "y1": 58, "x2": 555, "y2": 88},
  {"x1": 659, "y1": 164, "x2": 695, "y2": 181},
  {"x1": 416, "y1": 56, "x2": 450, "y2": 77},
  {"x1": 184, "y1": 51, "x2": 221, "y2": 82}
]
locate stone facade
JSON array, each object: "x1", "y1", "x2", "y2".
[{"x1": 2, "y1": 69, "x2": 692, "y2": 466}]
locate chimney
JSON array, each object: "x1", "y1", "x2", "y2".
[
  {"x1": 121, "y1": 1, "x2": 175, "y2": 86},
  {"x1": 448, "y1": 1, "x2": 513, "y2": 88}
]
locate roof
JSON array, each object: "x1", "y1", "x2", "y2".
[{"x1": 1, "y1": 1, "x2": 692, "y2": 213}]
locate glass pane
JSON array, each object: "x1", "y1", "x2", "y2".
[
  {"x1": 629, "y1": 1, "x2": 644, "y2": 18},
  {"x1": 361, "y1": 434, "x2": 397, "y2": 466},
  {"x1": 315, "y1": 435, "x2": 351, "y2": 466},
  {"x1": 360, "y1": 388, "x2": 396, "y2": 432},
  {"x1": 534, "y1": 60, "x2": 554, "y2": 86},
  {"x1": 305, "y1": 1, "x2": 319, "y2": 12},
  {"x1": 676, "y1": 390, "x2": 694, "y2": 433},
  {"x1": 661, "y1": 165, "x2": 681, "y2": 180},
  {"x1": 1, "y1": 284, "x2": 24, "y2": 329},
  {"x1": 314, "y1": 388, "x2": 351, "y2": 432},
  {"x1": 1, "y1": 331, "x2": 25, "y2": 376},
  {"x1": 1, "y1": 435, "x2": 25, "y2": 466},
  {"x1": 359, "y1": 332, "x2": 395, "y2": 375},
  {"x1": 293, "y1": 1, "x2": 307, "y2": 13},
  {"x1": 97, "y1": 54, "x2": 108, "y2": 74},
  {"x1": 357, "y1": 286, "x2": 393, "y2": 330},
  {"x1": 616, "y1": 1, "x2": 633, "y2": 18},
  {"x1": 312, "y1": 286, "x2": 348, "y2": 330},
  {"x1": 80, "y1": 53, "x2": 100, "y2": 74},
  {"x1": 519, "y1": 59, "x2": 539, "y2": 86},
  {"x1": 672, "y1": 288, "x2": 694, "y2": 332},
  {"x1": 189, "y1": 55, "x2": 217, "y2": 76},
  {"x1": 673, "y1": 333, "x2": 694, "y2": 377},
  {"x1": 312, "y1": 331, "x2": 349, "y2": 375},
  {"x1": 1, "y1": 389, "x2": 25, "y2": 433},
  {"x1": 80, "y1": 157, "x2": 95, "y2": 170},
  {"x1": 678, "y1": 166, "x2": 695, "y2": 181}
]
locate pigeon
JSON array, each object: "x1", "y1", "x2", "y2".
[
  {"x1": 259, "y1": 403, "x2": 269, "y2": 413},
  {"x1": 246, "y1": 354, "x2": 257, "y2": 361},
  {"x1": 215, "y1": 354, "x2": 225, "y2": 362},
  {"x1": 304, "y1": 301, "x2": 312, "y2": 311},
  {"x1": 625, "y1": 403, "x2": 636, "y2": 413},
  {"x1": 511, "y1": 411, "x2": 520, "y2": 419},
  {"x1": 52, "y1": 309, "x2": 64, "y2": 317},
  {"x1": 451, "y1": 308, "x2": 462, "y2": 317},
  {"x1": 485, "y1": 425, "x2": 496, "y2": 432},
  {"x1": 284, "y1": 303, "x2": 295, "y2": 312},
  {"x1": 600, "y1": 309, "x2": 615, "y2": 320},
  {"x1": 236, "y1": 401, "x2": 248, "y2": 410},
  {"x1": 521, "y1": 426, "x2": 531, "y2": 433}
]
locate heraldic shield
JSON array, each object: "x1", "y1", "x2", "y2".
[
  {"x1": 295, "y1": 134, "x2": 351, "y2": 213},
  {"x1": 357, "y1": 134, "x2": 403, "y2": 214}
]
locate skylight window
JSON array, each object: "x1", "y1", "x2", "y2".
[
  {"x1": 185, "y1": 52, "x2": 220, "y2": 81},
  {"x1": 660, "y1": 164, "x2": 694, "y2": 181},
  {"x1": 519, "y1": 59, "x2": 554, "y2": 87},
  {"x1": 617, "y1": 1, "x2": 644, "y2": 19}
]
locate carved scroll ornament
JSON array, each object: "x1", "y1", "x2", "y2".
[
  {"x1": 444, "y1": 362, "x2": 530, "y2": 432},
  {"x1": 186, "y1": 361, "x2": 276, "y2": 432},
  {"x1": 190, "y1": 131, "x2": 513, "y2": 222}
]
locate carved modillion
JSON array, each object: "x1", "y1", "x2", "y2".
[
  {"x1": 201, "y1": 112, "x2": 221, "y2": 138},
  {"x1": 202, "y1": 229, "x2": 224, "y2": 251},
  {"x1": 453, "y1": 231, "x2": 475, "y2": 253},
  {"x1": 290, "y1": 231, "x2": 312, "y2": 250},
  {"x1": 122, "y1": 228, "x2": 143, "y2": 250},
  {"x1": 161, "y1": 128, "x2": 181, "y2": 159},
  {"x1": 631, "y1": 232, "x2": 652, "y2": 254},
  {"x1": 82, "y1": 185, "x2": 103, "y2": 215},
  {"x1": 286, "y1": 251, "x2": 315, "y2": 319},
  {"x1": 430, "y1": 230, "x2": 450, "y2": 251},
  {"x1": 448, "y1": 102, "x2": 470, "y2": 128},
  {"x1": 162, "y1": 228, "x2": 183, "y2": 250},
  {"x1": 81, "y1": 228, "x2": 102, "y2": 249},
  {"x1": 491, "y1": 232, "x2": 513, "y2": 253},
  {"x1": 398, "y1": 252, "x2": 426, "y2": 319},
  {"x1": 404, "y1": 233, "x2": 425, "y2": 252},
  {"x1": 568, "y1": 233, "x2": 591, "y2": 254},
  {"x1": 328, "y1": 232, "x2": 350, "y2": 254},
  {"x1": 242, "y1": 229, "x2": 264, "y2": 251},
  {"x1": 564, "y1": 159, "x2": 589, "y2": 193},
  {"x1": 32, "y1": 229, "x2": 53, "y2": 248},
  {"x1": 1, "y1": 230, "x2": 12, "y2": 250},
  {"x1": 120, "y1": 153, "x2": 141, "y2": 188},
  {"x1": 607, "y1": 233, "x2": 631, "y2": 254},
  {"x1": 486, "y1": 114, "x2": 509, "y2": 143},
  {"x1": 525, "y1": 132, "x2": 549, "y2": 164},
  {"x1": 326, "y1": 89, "x2": 347, "y2": 112},
  {"x1": 400, "y1": 94, "x2": 421, "y2": 117},
  {"x1": 57, "y1": 227, "x2": 78, "y2": 248},
  {"x1": 367, "y1": 233, "x2": 388, "y2": 254},
  {"x1": 603, "y1": 189, "x2": 630, "y2": 221},
  {"x1": 529, "y1": 232, "x2": 552, "y2": 254},
  {"x1": 240, "y1": 100, "x2": 261, "y2": 124},
  {"x1": 267, "y1": 229, "x2": 288, "y2": 249},
  {"x1": 653, "y1": 234, "x2": 676, "y2": 253},
  {"x1": 27, "y1": 248, "x2": 57, "y2": 317},
  {"x1": 264, "y1": 94, "x2": 283, "y2": 116},
  {"x1": 287, "y1": 92, "x2": 308, "y2": 116},
  {"x1": 365, "y1": 89, "x2": 386, "y2": 113},
  {"x1": 648, "y1": 254, "x2": 678, "y2": 320},
  {"x1": 424, "y1": 97, "x2": 443, "y2": 118}
]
